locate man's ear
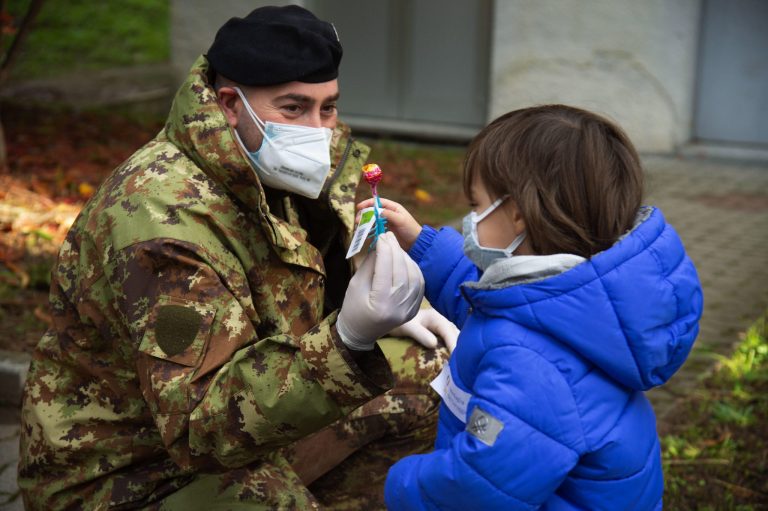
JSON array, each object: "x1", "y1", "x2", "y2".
[{"x1": 216, "y1": 87, "x2": 240, "y2": 128}]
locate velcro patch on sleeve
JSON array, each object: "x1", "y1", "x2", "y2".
[
  {"x1": 139, "y1": 296, "x2": 216, "y2": 368},
  {"x1": 466, "y1": 406, "x2": 504, "y2": 447},
  {"x1": 156, "y1": 304, "x2": 203, "y2": 357}
]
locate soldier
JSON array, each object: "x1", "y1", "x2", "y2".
[{"x1": 18, "y1": 5, "x2": 455, "y2": 510}]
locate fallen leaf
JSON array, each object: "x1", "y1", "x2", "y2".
[
  {"x1": 78, "y1": 182, "x2": 95, "y2": 198},
  {"x1": 414, "y1": 188, "x2": 433, "y2": 203}
]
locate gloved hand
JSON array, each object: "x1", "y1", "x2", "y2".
[
  {"x1": 389, "y1": 307, "x2": 460, "y2": 353},
  {"x1": 337, "y1": 232, "x2": 425, "y2": 351}
]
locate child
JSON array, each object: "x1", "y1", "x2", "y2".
[{"x1": 360, "y1": 105, "x2": 703, "y2": 510}]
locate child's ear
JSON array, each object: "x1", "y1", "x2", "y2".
[
  {"x1": 508, "y1": 200, "x2": 535, "y2": 255},
  {"x1": 507, "y1": 201, "x2": 527, "y2": 236}
]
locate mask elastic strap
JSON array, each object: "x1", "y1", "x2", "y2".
[
  {"x1": 232, "y1": 129, "x2": 253, "y2": 156},
  {"x1": 233, "y1": 87, "x2": 270, "y2": 141},
  {"x1": 503, "y1": 232, "x2": 527, "y2": 256},
  {"x1": 474, "y1": 195, "x2": 509, "y2": 223}
]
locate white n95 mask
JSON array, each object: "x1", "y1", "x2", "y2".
[{"x1": 233, "y1": 87, "x2": 333, "y2": 199}]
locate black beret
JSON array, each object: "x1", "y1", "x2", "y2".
[{"x1": 206, "y1": 5, "x2": 342, "y2": 86}]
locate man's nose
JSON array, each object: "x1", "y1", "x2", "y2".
[{"x1": 304, "y1": 108, "x2": 324, "y2": 128}]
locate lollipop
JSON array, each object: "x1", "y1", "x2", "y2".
[
  {"x1": 362, "y1": 163, "x2": 383, "y2": 191},
  {"x1": 362, "y1": 163, "x2": 387, "y2": 247}
]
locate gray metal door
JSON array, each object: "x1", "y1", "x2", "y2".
[
  {"x1": 308, "y1": 0, "x2": 491, "y2": 136},
  {"x1": 694, "y1": 0, "x2": 768, "y2": 145}
]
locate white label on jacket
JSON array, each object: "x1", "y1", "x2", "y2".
[{"x1": 430, "y1": 364, "x2": 472, "y2": 423}]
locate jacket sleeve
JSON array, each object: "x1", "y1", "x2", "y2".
[
  {"x1": 408, "y1": 226, "x2": 478, "y2": 329},
  {"x1": 384, "y1": 345, "x2": 586, "y2": 510},
  {"x1": 107, "y1": 238, "x2": 392, "y2": 470}
]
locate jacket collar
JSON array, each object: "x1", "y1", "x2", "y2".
[
  {"x1": 466, "y1": 254, "x2": 586, "y2": 290},
  {"x1": 164, "y1": 56, "x2": 366, "y2": 268},
  {"x1": 460, "y1": 207, "x2": 700, "y2": 391}
]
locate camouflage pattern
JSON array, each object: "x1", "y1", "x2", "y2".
[
  {"x1": 18, "y1": 56, "x2": 446, "y2": 510},
  {"x1": 305, "y1": 337, "x2": 447, "y2": 510}
]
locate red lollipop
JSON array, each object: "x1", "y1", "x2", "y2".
[{"x1": 362, "y1": 163, "x2": 383, "y2": 193}]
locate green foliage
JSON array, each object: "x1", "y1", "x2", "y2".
[
  {"x1": 711, "y1": 402, "x2": 754, "y2": 427},
  {"x1": 363, "y1": 138, "x2": 468, "y2": 227},
  {"x1": 661, "y1": 313, "x2": 768, "y2": 508},
  {"x1": 710, "y1": 317, "x2": 768, "y2": 382},
  {"x1": 3, "y1": 0, "x2": 169, "y2": 79}
]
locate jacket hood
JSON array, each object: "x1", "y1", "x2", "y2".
[
  {"x1": 163, "y1": 56, "x2": 366, "y2": 254},
  {"x1": 164, "y1": 56, "x2": 266, "y2": 216},
  {"x1": 461, "y1": 207, "x2": 703, "y2": 390}
]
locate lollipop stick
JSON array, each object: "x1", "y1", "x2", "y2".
[
  {"x1": 373, "y1": 192, "x2": 386, "y2": 238},
  {"x1": 361, "y1": 163, "x2": 387, "y2": 249}
]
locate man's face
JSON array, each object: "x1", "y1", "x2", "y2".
[{"x1": 219, "y1": 80, "x2": 339, "y2": 152}]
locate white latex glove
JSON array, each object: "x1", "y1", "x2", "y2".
[
  {"x1": 337, "y1": 232, "x2": 425, "y2": 351},
  {"x1": 389, "y1": 307, "x2": 460, "y2": 353}
]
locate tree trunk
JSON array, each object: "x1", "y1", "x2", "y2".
[
  {"x1": 0, "y1": 0, "x2": 47, "y2": 172},
  {"x1": 0, "y1": 0, "x2": 46, "y2": 83}
]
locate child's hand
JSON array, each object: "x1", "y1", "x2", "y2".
[{"x1": 357, "y1": 198, "x2": 422, "y2": 251}]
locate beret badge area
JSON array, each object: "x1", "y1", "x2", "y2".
[{"x1": 206, "y1": 5, "x2": 342, "y2": 86}]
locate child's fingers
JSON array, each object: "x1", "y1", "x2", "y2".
[
  {"x1": 377, "y1": 198, "x2": 404, "y2": 212},
  {"x1": 355, "y1": 198, "x2": 419, "y2": 242},
  {"x1": 353, "y1": 197, "x2": 422, "y2": 251},
  {"x1": 355, "y1": 202, "x2": 391, "y2": 226},
  {"x1": 357, "y1": 197, "x2": 402, "y2": 212},
  {"x1": 357, "y1": 197, "x2": 392, "y2": 208},
  {"x1": 356, "y1": 199, "x2": 406, "y2": 223},
  {"x1": 356, "y1": 199, "x2": 375, "y2": 210}
]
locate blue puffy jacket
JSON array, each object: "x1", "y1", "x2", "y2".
[{"x1": 384, "y1": 207, "x2": 703, "y2": 510}]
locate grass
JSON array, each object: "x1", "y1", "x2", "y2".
[
  {"x1": 363, "y1": 138, "x2": 469, "y2": 227},
  {"x1": 2, "y1": 5, "x2": 767, "y2": 506},
  {"x1": 2, "y1": 0, "x2": 169, "y2": 80},
  {"x1": 661, "y1": 313, "x2": 768, "y2": 509}
]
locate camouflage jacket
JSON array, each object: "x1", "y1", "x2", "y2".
[{"x1": 18, "y1": 57, "x2": 391, "y2": 509}]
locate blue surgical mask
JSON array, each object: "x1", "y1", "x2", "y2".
[{"x1": 462, "y1": 196, "x2": 526, "y2": 271}]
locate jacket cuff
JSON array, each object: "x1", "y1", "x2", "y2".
[
  {"x1": 385, "y1": 456, "x2": 430, "y2": 511},
  {"x1": 299, "y1": 311, "x2": 393, "y2": 410},
  {"x1": 408, "y1": 225, "x2": 439, "y2": 263}
]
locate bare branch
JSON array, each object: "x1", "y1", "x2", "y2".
[{"x1": 0, "y1": 0, "x2": 46, "y2": 84}]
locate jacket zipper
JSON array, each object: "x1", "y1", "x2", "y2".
[{"x1": 330, "y1": 137, "x2": 358, "y2": 278}]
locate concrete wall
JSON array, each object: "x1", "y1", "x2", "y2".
[
  {"x1": 171, "y1": 0, "x2": 303, "y2": 81},
  {"x1": 490, "y1": 0, "x2": 702, "y2": 153},
  {"x1": 172, "y1": 0, "x2": 702, "y2": 153}
]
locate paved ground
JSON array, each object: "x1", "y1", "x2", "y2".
[
  {"x1": 0, "y1": 153, "x2": 766, "y2": 508},
  {"x1": 0, "y1": 406, "x2": 21, "y2": 510},
  {"x1": 642, "y1": 155, "x2": 768, "y2": 419}
]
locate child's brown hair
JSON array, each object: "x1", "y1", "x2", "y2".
[{"x1": 463, "y1": 105, "x2": 644, "y2": 258}]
